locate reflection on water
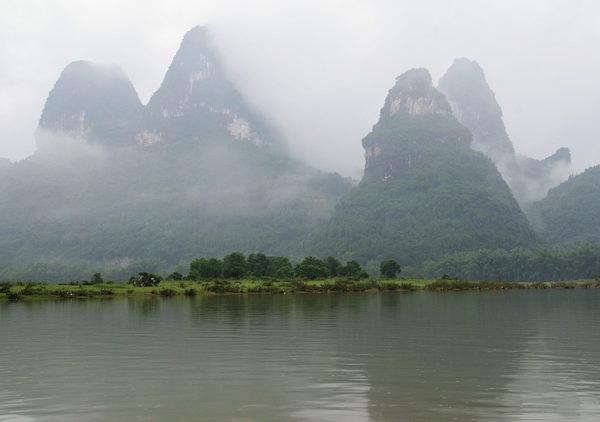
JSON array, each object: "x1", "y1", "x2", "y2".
[
  {"x1": 1, "y1": 290, "x2": 600, "y2": 421},
  {"x1": 499, "y1": 295, "x2": 600, "y2": 422},
  {"x1": 502, "y1": 343, "x2": 600, "y2": 421}
]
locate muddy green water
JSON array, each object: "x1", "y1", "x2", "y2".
[{"x1": 1, "y1": 289, "x2": 599, "y2": 421}]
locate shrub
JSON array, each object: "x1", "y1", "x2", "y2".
[
  {"x1": 207, "y1": 280, "x2": 240, "y2": 293},
  {"x1": 54, "y1": 288, "x2": 72, "y2": 298},
  {"x1": 346, "y1": 280, "x2": 372, "y2": 292},
  {"x1": 7, "y1": 292, "x2": 21, "y2": 301},
  {"x1": 20, "y1": 283, "x2": 48, "y2": 296},
  {"x1": 378, "y1": 282, "x2": 399, "y2": 291},
  {"x1": 159, "y1": 288, "x2": 177, "y2": 297},
  {"x1": 74, "y1": 288, "x2": 92, "y2": 297},
  {"x1": 168, "y1": 271, "x2": 183, "y2": 280},
  {"x1": 21, "y1": 283, "x2": 36, "y2": 295},
  {"x1": 129, "y1": 272, "x2": 161, "y2": 287},
  {"x1": 91, "y1": 273, "x2": 104, "y2": 285},
  {"x1": 551, "y1": 282, "x2": 577, "y2": 289},
  {"x1": 0, "y1": 282, "x2": 12, "y2": 295}
]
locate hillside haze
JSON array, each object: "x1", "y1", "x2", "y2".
[
  {"x1": 37, "y1": 61, "x2": 144, "y2": 149},
  {"x1": 1, "y1": 26, "x2": 597, "y2": 280},
  {"x1": 438, "y1": 58, "x2": 572, "y2": 207},
  {"x1": 144, "y1": 26, "x2": 282, "y2": 151},
  {"x1": 0, "y1": 27, "x2": 352, "y2": 268}
]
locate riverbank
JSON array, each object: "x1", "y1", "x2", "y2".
[{"x1": 2, "y1": 277, "x2": 600, "y2": 302}]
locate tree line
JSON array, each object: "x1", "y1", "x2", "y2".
[
  {"x1": 3, "y1": 244, "x2": 600, "y2": 284},
  {"x1": 420, "y1": 245, "x2": 600, "y2": 282},
  {"x1": 182, "y1": 252, "x2": 401, "y2": 281}
]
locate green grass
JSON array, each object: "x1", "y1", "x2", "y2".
[{"x1": 1, "y1": 278, "x2": 599, "y2": 302}]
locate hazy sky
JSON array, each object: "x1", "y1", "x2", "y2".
[{"x1": 1, "y1": 0, "x2": 599, "y2": 177}]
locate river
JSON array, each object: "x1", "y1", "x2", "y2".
[{"x1": 1, "y1": 289, "x2": 599, "y2": 421}]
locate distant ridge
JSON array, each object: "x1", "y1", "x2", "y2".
[{"x1": 438, "y1": 58, "x2": 571, "y2": 206}]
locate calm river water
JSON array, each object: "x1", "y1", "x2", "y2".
[{"x1": 1, "y1": 289, "x2": 600, "y2": 421}]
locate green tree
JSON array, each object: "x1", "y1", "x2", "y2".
[
  {"x1": 266, "y1": 256, "x2": 293, "y2": 279},
  {"x1": 167, "y1": 271, "x2": 183, "y2": 280},
  {"x1": 248, "y1": 253, "x2": 269, "y2": 277},
  {"x1": 326, "y1": 256, "x2": 342, "y2": 277},
  {"x1": 223, "y1": 252, "x2": 248, "y2": 279},
  {"x1": 380, "y1": 260, "x2": 401, "y2": 278},
  {"x1": 189, "y1": 258, "x2": 223, "y2": 279},
  {"x1": 339, "y1": 260, "x2": 363, "y2": 277},
  {"x1": 295, "y1": 256, "x2": 329, "y2": 280},
  {"x1": 91, "y1": 272, "x2": 104, "y2": 284}
]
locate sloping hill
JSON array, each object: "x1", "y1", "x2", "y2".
[
  {"x1": 528, "y1": 165, "x2": 600, "y2": 246},
  {"x1": 310, "y1": 68, "x2": 540, "y2": 266},
  {"x1": 0, "y1": 27, "x2": 352, "y2": 268}
]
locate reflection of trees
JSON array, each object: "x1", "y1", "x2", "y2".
[
  {"x1": 4, "y1": 290, "x2": 599, "y2": 421},
  {"x1": 348, "y1": 292, "x2": 528, "y2": 421}
]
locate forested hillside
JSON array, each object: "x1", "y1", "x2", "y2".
[
  {"x1": 0, "y1": 27, "x2": 353, "y2": 268},
  {"x1": 309, "y1": 69, "x2": 539, "y2": 266},
  {"x1": 1, "y1": 27, "x2": 598, "y2": 283},
  {"x1": 528, "y1": 165, "x2": 600, "y2": 246}
]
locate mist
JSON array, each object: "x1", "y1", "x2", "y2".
[{"x1": 1, "y1": 1, "x2": 600, "y2": 179}]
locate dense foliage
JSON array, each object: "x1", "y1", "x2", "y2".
[
  {"x1": 2, "y1": 245, "x2": 600, "y2": 284},
  {"x1": 0, "y1": 25, "x2": 354, "y2": 270},
  {"x1": 528, "y1": 165, "x2": 600, "y2": 246},
  {"x1": 437, "y1": 58, "x2": 572, "y2": 208},
  {"x1": 1, "y1": 34, "x2": 597, "y2": 286},
  {"x1": 187, "y1": 252, "x2": 367, "y2": 281},
  {"x1": 310, "y1": 74, "x2": 539, "y2": 265},
  {"x1": 0, "y1": 143, "x2": 353, "y2": 267},
  {"x1": 380, "y1": 260, "x2": 401, "y2": 278},
  {"x1": 420, "y1": 245, "x2": 600, "y2": 282}
]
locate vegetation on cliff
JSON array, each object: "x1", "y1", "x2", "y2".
[{"x1": 310, "y1": 69, "x2": 539, "y2": 265}]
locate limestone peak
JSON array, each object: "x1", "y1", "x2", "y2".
[
  {"x1": 145, "y1": 26, "x2": 278, "y2": 148},
  {"x1": 380, "y1": 68, "x2": 451, "y2": 120},
  {"x1": 438, "y1": 57, "x2": 514, "y2": 158},
  {"x1": 37, "y1": 60, "x2": 143, "y2": 147}
]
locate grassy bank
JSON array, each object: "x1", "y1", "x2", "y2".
[{"x1": 2, "y1": 277, "x2": 600, "y2": 302}]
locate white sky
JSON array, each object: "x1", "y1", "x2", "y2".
[{"x1": 1, "y1": 0, "x2": 599, "y2": 177}]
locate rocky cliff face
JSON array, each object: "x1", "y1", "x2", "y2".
[
  {"x1": 37, "y1": 61, "x2": 143, "y2": 148},
  {"x1": 438, "y1": 58, "x2": 571, "y2": 207},
  {"x1": 363, "y1": 68, "x2": 470, "y2": 183},
  {"x1": 381, "y1": 68, "x2": 451, "y2": 118},
  {"x1": 144, "y1": 26, "x2": 278, "y2": 149},
  {"x1": 36, "y1": 27, "x2": 281, "y2": 153}
]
